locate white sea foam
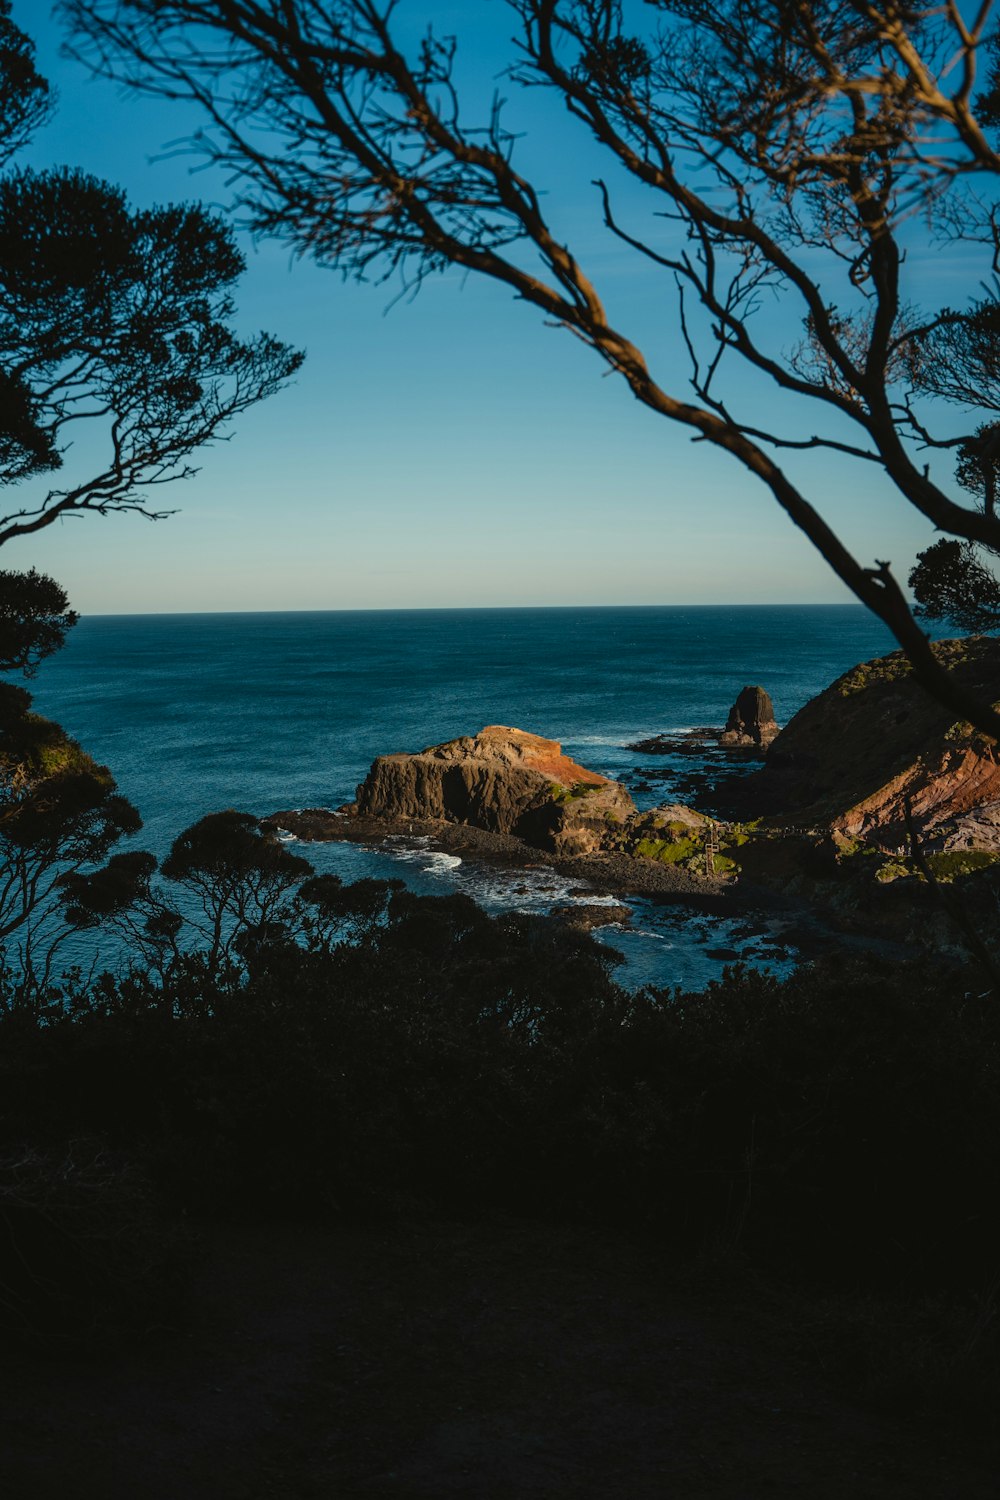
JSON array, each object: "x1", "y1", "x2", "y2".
[
  {"x1": 380, "y1": 836, "x2": 431, "y2": 859},
  {"x1": 378, "y1": 837, "x2": 463, "y2": 875},
  {"x1": 459, "y1": 866, "x2": 578, "y2": 912},
  {"x1": 425, "y1": 852, "x2": 462, "y2": 874},
  {"x1": 566, "y1": 735, "x2": 627, "y2": 747},
  {"x1": 626, "y1": 726, "x2": 701, "y2": 741}
]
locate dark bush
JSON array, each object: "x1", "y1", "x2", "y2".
[
  {"x1": 0, "y1": 1139, "x2": 196, "y2": 1346},
  {"x1": 0, "y1": 894, "x2": 997, "y2": 1302}
]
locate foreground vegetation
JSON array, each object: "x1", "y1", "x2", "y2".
[
  {"x1": 0, "y1": 11, "x2": 996, "y2": 1457},
  {"x1": 2, "y1": 886, "x2": 998, "y2": 1424}
]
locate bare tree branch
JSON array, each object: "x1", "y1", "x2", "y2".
[{"x1": 57, "y1": 0, "x2": 1000, "y2": 738}]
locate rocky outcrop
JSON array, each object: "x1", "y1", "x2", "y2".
[
  {"x1": 628, "y1": 686, "x2": 779, "y2": 757},
  {"x1": 648, "y1": 801, "x2": 710, "y2": 831},
  {"x1": 726, "y1": 638, "x2": 1000, "y2": 853},
  {"x1": 551, "y1": 902, "x2": 631, "y2": 930},
  {"x1": 720, "y1": 685, "x2": 780, "y2": 749},
  {"x1": 352, "y1": 724, "x2": 636, "y2": 855}
]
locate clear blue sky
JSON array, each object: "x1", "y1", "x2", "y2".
[{"x1": 3, "y1": 1, "x2": 970, "y2": 613}]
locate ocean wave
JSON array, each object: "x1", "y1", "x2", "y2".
[
  {"x1": 425, "y1": 852, "x2": 463, "y2": 873},
  {"x1": 568, "y1": 893, "x2": 627, "y2": 907},
  {"x1": 625, "y1": 727, "x2": 702, "y2": 740},
  {"x1": 379, "y1": 837, "x2": 463, "y2": 875},
  {"x1": 566, "y1": 734, "x2": 627, "y2": 747},
  {"x1": 457, "y1": 868, "x2": 578, "y2": 912}
]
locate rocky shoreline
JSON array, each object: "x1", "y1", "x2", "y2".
[
  {"x1": 266, "y1": 644, "x2": 1000, "y2": 964},
  {"x1": 264, "y1": 805, "x2": 915, "y2": 966},
  {"x1": 265, "y1": 807, "x2": 745, "y2": 906}
]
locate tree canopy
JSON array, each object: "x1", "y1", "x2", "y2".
[
  {"x1": 0, "y1": 3, "x2": 303, "y2": 544},
  {"x1": 0, "y1": 6, "x2": 305, "y2": 1000},
  {"x1": 0, "y1": 568, "x2": 77, "y2": 675},
  {"x1": 61, "y1": 0, "x2": 1000, "y2": 734},
  {"x1": 906, "y1": 409, "x2": 1000, "y2": 632},
  {"x1": 909, "y1": 539, "x2": 1000, "y2": 634}
]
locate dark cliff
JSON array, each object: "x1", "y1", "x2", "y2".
[{"x1": 726, "y1": 637, "x2": 1000, "y2": 852}]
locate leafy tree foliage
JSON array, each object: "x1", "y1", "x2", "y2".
[
  {"x1": 0, "y1": 9, "x2": 302, "y2": 542},
  {"x1": 297, "y1": 871, "x2": 403, "y2": 949},
  {"x1": 61, "y1": 0, "x2": 1000, "y2": 736},
  {"x1": 909, "y1": 539, "x2": 1000, "y2": 634},
  {"x1": 909, "y1": 421, "x2": 1000, "y2": 633},
  {"x1": 161, "y1": 810, "x2": 314, "y2": 967},
  {"x1": 0, "y1": 683, "x2": 141, "y2": 1006},
  {"x1": 0, "y1": 568, "x2": 77, "y2": 674},
  {"x1": 0, "y1": 1, "x2": 48, "y2": 169},
  {"x1": 0, "y1": 10, "x2": 304, "y2": 1000},
  {"x1": 4, "y1": 908, "x2": 999, "y2": 1304}
]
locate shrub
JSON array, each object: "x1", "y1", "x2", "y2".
[
  {"x1": 0, "y1": 897, "x2": 996, "y2": 1303},
  {"x1": 925, "y1": 849, "x2": 1000, "y2": 881},
  {"x1": 0, "y1": 1140, "x2": 196, "y2": 1346}
]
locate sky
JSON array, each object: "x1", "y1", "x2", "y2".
[{"x1": 2, "y1": 1, "x2": 980, "y2": 614}]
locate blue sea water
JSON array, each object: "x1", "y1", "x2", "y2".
[{"x1": 29, "y1": 604, "x2": 899, "y2": 990}]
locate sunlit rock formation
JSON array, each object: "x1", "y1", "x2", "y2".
[
  {"x1": 354, "y1": 724, "x2": 636, "y2": 855},
  {"x1": 737, "y1": 638, "x2": 1000, "y2": 853}
]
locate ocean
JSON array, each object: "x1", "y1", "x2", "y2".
[{"x1": 29, "y1": 604, "x2": 900, "y2": 990}]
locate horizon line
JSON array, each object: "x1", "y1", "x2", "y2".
[{"x1": 77, "y1": 600, "x2": 871, "y2": 619}]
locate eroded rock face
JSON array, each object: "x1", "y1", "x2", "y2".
[
  {"x1": 720, "y1": 685, "x2": 780, "y2": 749},
  {"x1": 728, "y1": 638, "x2": 1000, "y2": 853},
  {"x1": 354, "y1": 724, "x2": 636, "y2": 855},
  {"x1": 834, "y1": 744, "x2": 1000, "y2": 853}
]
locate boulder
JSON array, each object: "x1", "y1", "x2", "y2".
[
  {"x1": 651, "y1": 802, "x2": 711, "y2": 830},
  {"x1": 720, "y1": 685, "x2": 780, "y2": 748},
  {"x1": 353, "y1": 724, "x2": 636, "y2": 855},
  {"x1": 551, "y1": 902, "x2": 631, "y2": 930}
]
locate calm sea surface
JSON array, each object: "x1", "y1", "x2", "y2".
[{"x1": 30, "y1": 605, "x2": 899, "y2": 990}]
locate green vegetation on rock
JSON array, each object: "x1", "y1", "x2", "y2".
[
  {"x1": 924, "y1": 849, "x2": 1000, "y2": 881},
  {"x1": 635, "y1": 836, "x2": 698, "y2": 864},
  {"x1": 874, "y1": 859, "x2": 912, "y2": 884},
  {"x1": 836, "y1": 655, "x2": 913, "y2": 697},
  {"x1": 548, "y1": 780, "x2": 601, "y2": 804}
]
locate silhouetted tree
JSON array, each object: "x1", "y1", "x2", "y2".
[
  {"x1": 0, "y1": 4, "x2": 302, "y2": 543},
  {"x1": 0, "y1": 682, "x2": 141, "y2": 1007},
  {"x1": 909, "y1": 539, "x2": 1000, "y2": 634},
  {"x1": 0, "y1": 568, "x2": 77, "y2": 674},
  {"x1": 161, "y1": 810, "x2": 313, "y2": 966},
  {"x1": 0, "y1": 2, "x2": 48, "y2": 169},
  {"x1": 297, "y1": 871, "x2": 403, "y2": 949},
  {"x1": 58, "y1": 849, "x2": 186, "y2": 983},
  {"x1": 0, "y1": 7, "x2": 306, "y2": 998},
  {"x1": 909, "y1": 416, "x2": 1000, "y2": 632},
  {"x1": 62, "y1": 0, "x2": 1000, "y2": 735}
]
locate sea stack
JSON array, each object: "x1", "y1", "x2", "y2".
[
  {"x1": 354, "y1": 724, "x2": 635, "y2": 855},
  {"x1": 720, "y1": 685, "x2": 780, "y2": 749}
]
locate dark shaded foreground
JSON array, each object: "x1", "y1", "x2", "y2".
[{"x1": 1, "y1": 1219, "x2": 994, "y2": 1500}]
